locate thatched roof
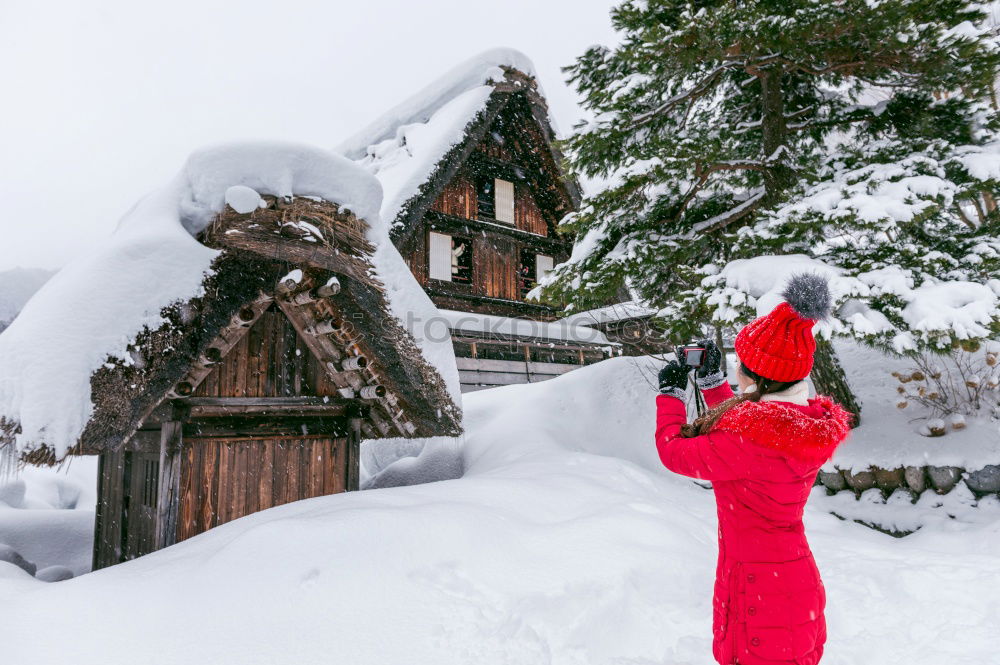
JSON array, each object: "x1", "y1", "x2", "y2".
[
  {"x1": 338, "y1": 48, "x2": 581, "y2": 248},
  {"x1": 9, "y1": 196, "x2": 461, "y2": 465}
]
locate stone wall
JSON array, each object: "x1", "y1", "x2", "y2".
[{"x1": 817, "y1": 464, "x2": 1000, "y2": 498}]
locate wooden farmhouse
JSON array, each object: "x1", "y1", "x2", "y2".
[
  {"x1": 2, "y1": 193, "x2": 461, "y2": 569},
  {"x1": 339, "y1": 51, "x2": 621, "y2": 391}
]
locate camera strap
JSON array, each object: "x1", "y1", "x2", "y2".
[{"x1": 687, "y1": 373, "x2": 707, "y2": 418}]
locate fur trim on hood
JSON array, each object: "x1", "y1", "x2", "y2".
[{"x1": 714, "y1": 396, "x2": 852, "y2": 463}]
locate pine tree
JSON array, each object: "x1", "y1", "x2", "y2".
[{"x1": 542, "y1": 0, "x2": 1000, "y2": 352}]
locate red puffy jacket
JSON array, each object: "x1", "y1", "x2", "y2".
[{"x1": 655, "y1": 382, "x2": 851, "y2": 665}]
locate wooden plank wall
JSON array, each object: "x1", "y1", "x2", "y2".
[
  {"x1": 176, "y1": 436, "x2": 348, "y2": 543},
  {"x1": 515, "y1": 186, "x2": 547, "y2": 236},
  {"x1": 478, "y1": 132, "x2": 515, "y2": 162},
  {"x1": 475, "y1": 235, "x2": 519, "y2": 301},
  {"x1": 430, "y1": 174, "x2": 476, "y2": 219},
  {"x1": 405, "y1": 231, "x2": 428, "y2": 287},
  {"x1": 423, "y1": 175, "x2": 553, "y2": 302},
  {"x1": 194, "y1": 308, "x2": 340, "y2": 398},
  {"x1": 430, "y1": 172, "x2": 548, "y2": 238}
]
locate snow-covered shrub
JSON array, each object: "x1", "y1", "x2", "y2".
[{"x1": 893, "y1": 343, "x2": 1000, "y2": 433}]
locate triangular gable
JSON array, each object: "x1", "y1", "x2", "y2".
[
  {"x1": 390, "y1": 81, "x2": 580, "y2": 253},
  {"x1": 180, "y1": 304, "x2": 345, "y2": 401},
  {"x1": 460, "y1": 94, "x2": 575, "y2": 235},
  {"x1": 341, "y1": 63, "x2": 581, "y2": 252}
]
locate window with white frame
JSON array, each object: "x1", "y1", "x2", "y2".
[
  {"x1": 429, "y1": 232, "x2": 452, "y2": 281},
  {"x1": 518, "y1": 250, "x2": 554, "y2": 298},
  {"x1": 428, "y1": 231, "x2": 472, "y2": 284},
  {"x1": 494, "y1": 178, "x2": 515, "y2": 224},
  {"x1": 535, "y1": 254, "x2": 554, "y2": 282},
  {"x1": 476, "y1": 176, "x2": 515, "y2": 224}
]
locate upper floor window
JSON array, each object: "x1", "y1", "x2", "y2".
[
  {"x1": 429, "y1": 231, "x2": 472, "y2": 284},
  {"x1": 476, "y1": 177, "x2": 494, "y2": 219},
  {"x1": 476, "y1": 176, "x2": 515, "y2": 225},
  {"x1": 519, "y1": 250, "x2": 554, "y2": 298}
]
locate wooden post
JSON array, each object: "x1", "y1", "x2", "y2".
[
  {"x1": 91, "y1": 454, "x2": 106, "y2": 571},
  {"x1": 346, "y1": 416, "x2": 362, "y2": 492},
  {"x1": 154, "y1": 421, "x2": 183, "y2": 551}
]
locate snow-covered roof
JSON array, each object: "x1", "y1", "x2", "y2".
[
  {"x1": 439, "y1": 309, "x2": 614, "y2": 346},
  {"x1": 338, "y1": 49, "x2": 538, "y2": 161},
  {"x1": 0, "y1": 142, "x2": 462, "y2": 463},
  {"x1": 335, "y1": 48, "x2": 556, "y2": 231},
  {"x1": 561, "y1": 301, "x2": 657, "y2": 327}
]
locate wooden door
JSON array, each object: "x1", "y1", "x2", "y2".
[
  {"x1": 122, "y1": 451, "x2": 160, "y2": 560},
  {"x1": 175, "y1": 436, "x2": 349, "y2": 543},
  {"x1": 93, "y1": 449, "x2": 161, "y2": 569}
]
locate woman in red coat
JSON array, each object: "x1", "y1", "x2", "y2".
[{"x1": 655, "y1": 274, "x2": 851, "y2": 665}]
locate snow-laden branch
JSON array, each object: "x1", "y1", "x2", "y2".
[
  {"x1": 632, "y1": 62, "x2": 741, "y2": 127},
  {"x1": 689, "y1": 189, "x2": 767, "y2": 236}
]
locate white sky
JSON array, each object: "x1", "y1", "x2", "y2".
[{"x1": 0, "y1": 0, "x2": 618, "y2": 271}]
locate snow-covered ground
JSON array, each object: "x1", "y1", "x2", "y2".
[{"x1": 1, "y1": 356, "x2": 997, "y2": 664}]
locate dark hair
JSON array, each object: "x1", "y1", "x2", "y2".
[{"x1": 680, "y1": 363, "x2": 802, "y2": 438}]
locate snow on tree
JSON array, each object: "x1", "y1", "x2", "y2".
[{"x1": 541, "y1": 0, "x2": 1000, "y2": 354}]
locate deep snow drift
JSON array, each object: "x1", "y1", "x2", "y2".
[
  {"x1": 0, "y1": 456, "x2": 96, "y2": 579},
  {"x1": 2, "y1": 356, "x2": 997, "y2": 664}
]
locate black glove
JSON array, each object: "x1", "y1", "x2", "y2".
[
  {"x1": 658, "y1": 361, "x2": 689, "y2": 399},
  {"x1": 694, "y1": 338, "x2": 726, "y2": 389}
]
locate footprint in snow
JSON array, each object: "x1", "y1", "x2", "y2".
[{"x1": 300, "y1": 568, "x2": 321, "y2": 587}]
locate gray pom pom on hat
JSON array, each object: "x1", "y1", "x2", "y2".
[{"x1": 781, "y1": 273, "x2": 831, "y2": 321}]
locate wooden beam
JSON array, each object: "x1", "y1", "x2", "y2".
[
  {"x1": 425, "y1": 210, "x2": 572, "y2": 253},
  {"x1": 165, "y1": 294, "x2": 273, "y2": 400},
  {"x1": 275, "y1": 297, "x2": 360, "y2": 392},
  {"x1": 211, "y1": 218, "x2": 372, "y2": 283},
  {"x1": 186, "y1": 405, "x2": 349, "y2": 417},
  {"x1": 450, "y1": 335, "x2": 613, "y2": 352},
  {"x1": 423, "y1": 288, "x2": 561, "y2": 317},
  {"x1": 181, "y1": 397, "x2": 353, "y2": 406},
  {"x1": 177, "y1": 396, "x2": 353, "y2": 418},
  {"x1": 182, "y1": 417, "x2": 350, "y2": 439}
]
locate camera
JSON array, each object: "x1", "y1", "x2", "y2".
[{"x1": 677, "y1": 342, "x2": 707, "y2": 369}]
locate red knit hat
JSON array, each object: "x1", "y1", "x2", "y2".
[{"x1": 734, "y1": 273, "x2": 831, "y2": 382}]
